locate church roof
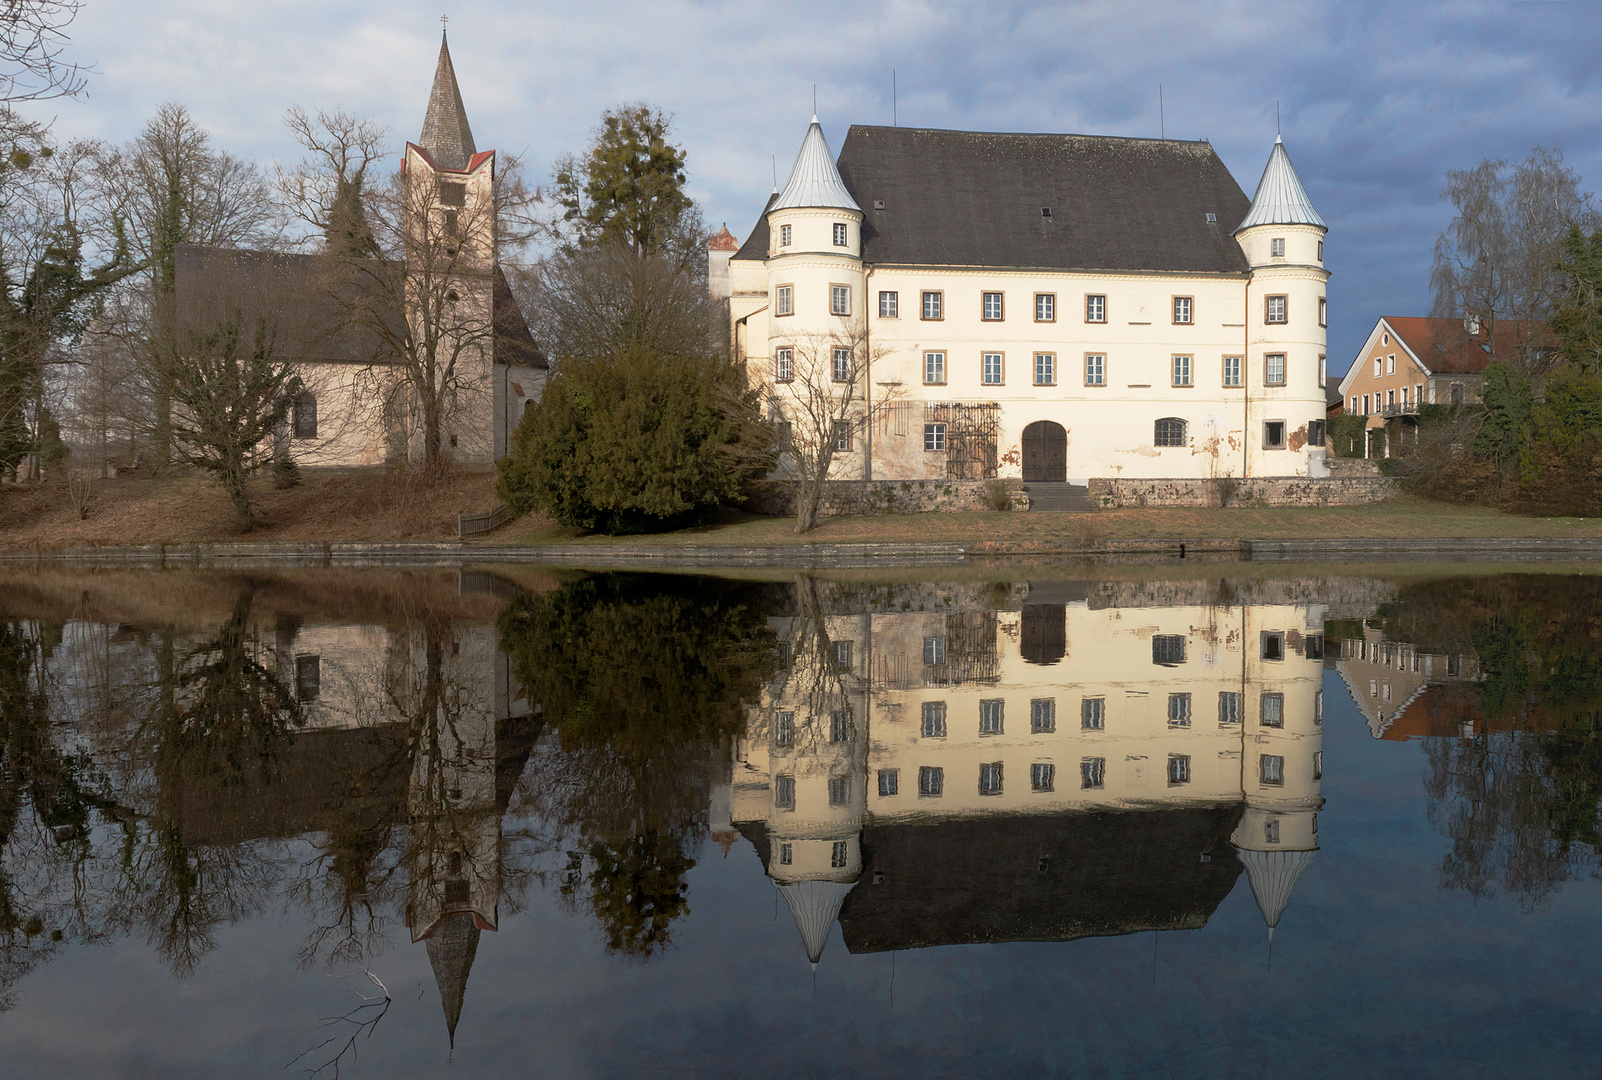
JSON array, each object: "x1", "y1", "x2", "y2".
[
  {"x1": 777, "y1": 879, "x2": 856, "y2": 965},
  {"x1": 834, "y1": 126, "x2": 1252, "y2": 273},
  {"x1": 1235, "y1": 136, "x2": 1326, "y2": 233},
  {"x1": 1234, "y1": 847, "x2": 1316, "y2": 936},
  {"x1": 425, "y1": 912, "x2": 482, "y2": 1048},
  {"x1": 771, "y1": 117, "x2": 861, "y2": 214},
  {"x1": 420, "y1": 32, "x2": 477, "y2": 171},
  {"x1": 707, "y1": 223, "x2": 739, "y2": 251}
]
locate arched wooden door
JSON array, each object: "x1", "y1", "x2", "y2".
[{"x1": 1022, "y1": 421, "x2": 1067, "y2": 482}]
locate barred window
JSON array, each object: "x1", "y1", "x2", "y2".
[
  {"x1": 878, "y1": 769, "x2": 899, "y2": 796},
  {"x1": 1152, "y1": 634, "x2": 1186, "y2": 665},
  {"x1": 921, "y1": 701, "x2": 947, "y2": 738},
  {"x1": 979, "y1": 762, "x2": 1003, "y2": 795},
  {"x1": 1081, "y1": 758, "x2": 1106, "y2": 789},
  {"x1": 1081, "y1": 696, "x2": 1105, "y2": 730},
  {"x1": 439, "y1": 180, "x2": 466, "y2": 207},
  {"x1": 924, "y1": 423, "x2": 946, "y2": 452},
  {"x1": 918, "y1": 766, "x2": 944, "y2": 796},
  {"x1": 1154, "y1": 417, "x2": 1187, "y2": 447},
  {"x1": 979, "y1": 699, "x2": 1003, "y2": 735},
  {"x1": 924, "y1": 351, "x2": 946, "y2": 384},
  {"x1": 1168, "y1": 755, "x2": 1191, "y2": 785},
  {"x1": 774, "y1": 347, "x2": 793, "y2": 383},
  {"x1": 1031, "y1": 763, "x2": 1055, "y2": 791},
  {"x1": 1031, "y1": 698, "x2": 1056, "y2": 734},
  {"x1": 1168, "y1": 693, "x2": 1192, "y2": 727}
]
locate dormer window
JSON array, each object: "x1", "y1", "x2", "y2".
[
  {"x1": 1271, "y1": 237, "x2": 1285, "y2": 257},
  {"x1": 779, "y1": 224, "x2": 792, "y2": 247},
  {"x1": 832, "y1": 222, "x2": 848, "y2": 246}
]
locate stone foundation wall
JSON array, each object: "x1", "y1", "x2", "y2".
[
  {"x1": 750, "y1": 478, "x2": 1026, "y2": 516},
  {"x1": 1088, "y1": 475, "x2": 1397, "y2": 509}
]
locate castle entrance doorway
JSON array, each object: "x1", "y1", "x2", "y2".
[{"x1": 1022, "y1": 421, "x2": 1067, "y2": 482}]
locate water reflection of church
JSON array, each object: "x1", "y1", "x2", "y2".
[{"x1": 724, "y1": 583, "x2": 1327, "y2": 964}]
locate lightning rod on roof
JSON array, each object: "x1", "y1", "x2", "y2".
[
  {"x1": 1159, "y1": 84, "x2": 1164, "y2": 140},
  {"x1": 893, "y1": 69, "x2": 897, "y2": 127},
  {"x1": 1277, "y1": 100, "x2": 1281, "y2": 135}
]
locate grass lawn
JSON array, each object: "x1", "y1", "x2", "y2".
[{"x1": 494, "y1": 494, "x2": 1602, "y2": 547}]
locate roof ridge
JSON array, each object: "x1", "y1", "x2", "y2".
[{"x1": 846, "y1": 123, "x2": 1216, "y2": 146}]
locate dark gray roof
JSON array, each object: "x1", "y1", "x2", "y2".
[
  {"x1": 173, "y1": 244, "x2": 546, "y2": 369},
  {"x1": 835, "y1": 126, "x2": 1252, "y2": 273},
  {"x1": 731, "y1": 192, "x2": 776, "y2": 263},
  {"x1": 420, "y1": 32, "x2": 476, "y2": 171}
]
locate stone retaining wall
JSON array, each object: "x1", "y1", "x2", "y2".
[
  {"x1": 750, "y1": 478, "x2": 1025, "y2": 516},
  {"x1": 1088, "y1": 475, "x2": 1397, "y2": 509},
  {"x1": 1325, "y1": 457, "x2": 1384, "y2": 478}
]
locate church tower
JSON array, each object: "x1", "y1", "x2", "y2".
[{"x1": 402, "y1": 30, "x2": 498, "y2": 463}]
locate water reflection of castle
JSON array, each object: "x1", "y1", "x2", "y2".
[{"x1": 724, "y1": 584, "x2": 1327, "y2": 964}]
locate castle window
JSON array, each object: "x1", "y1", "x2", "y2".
[
  {"x1": 832, "y1": 222, "x2": 848, "y2": 246},
  {"x1": 1031, "y1": 698, "x2": 1056, "y2": 734},
  {"x1": 830, "y1": 710, "x2": 851, "y2": 743},
  {"x1": 921, "y1": 701, "x2": 947, "y2": 738},
  {"x1": 1085, "y1": 294, "x2": 1105, "y2": 323},
  {"x1": 919, "y1": 766, "x2": 944, "y2": 796},
  {"x1": 1265, "y1": 818, "x2": 1281, "y2": 844},
  {"x1": 924, "y1": 636, "x2": 945, "y2": 664},
  {"x1": 1309, "y1": 419, "x2": 1326, "y2": 447},
  {"x1": 1036, "y1": 293, "x2": 1056, "y2": 322},
  {"x1": 1168, "y1": 755, "x2": 1191, "y2": 785},
  {"x1": 924, "y1": 423, "x2": 946, "y2": 452},
  {"x1": 833, "y1": 640, "x2": 852, "y2": 669},
  {"x1": 438, "y1": 181, "x2": 465, "y2": 207},
  {"x1": 979, "y1": 762, "x2": 1003, "y2": 796},
  {"x1": 921, "y1": 290, "x2": 943, "y2": 320},
  {"x1": 878, "y1": 769, "x2": 899, "y2": 796},
  {"x1": 1318, "y1": 354, "x2": 1327, "y2": 388},
  {"x1": 1033, "y1": 352, "x2": 1056, "y2": 386},
  {"x1": 776, "y1": 284, "x2": 793, "y2": 317},
  {"x1": 292, "y1": 393, "x2": 318, "y2": 439},
  {"x1": 774, "y1": 347, "x2": 793, "y2": 383},
  {"x1": 1271, "y1": 237, "x2": 1285, "y2": 257},
  {"x1": 1265, "y1": 354, "x2": 1286, "y2": 386},
  {"x1": 982, "y1": 291, "x2": 1004, "y2": 321},
  {"x1": 295, "y1": 655, "x2": 320, "y2": 701},
  {"x1": 830, "y1": 284, "x2": 850, "y2": 316},
  {"x1": 924, "y1": 351, "x2": 946, "y2": 385},
  {"x1": 831, "y1": 840, "x2": 849, "y2": 866},
  {"x1": 1084, "y1": 354, "x2": 1105, "y2": 386},
  {"x1": 1261, "y1": 692, "x2": 1285, "y2": 727},
  {"x1": 780, "y1": 842, "x2": 793, "y2": 864},
  {"x1": 879, "y1": 290, "x2": 898, "y2": 318},
  {"x1": 780, "y1": 224, "x2": 792, "y2": 247},
  {"x1": 774, "y1": 711, "x2": 794, "y2": 747},
  {"x1": 1318, "y1": 240, "x2": 1324, "y2": 261},
  {"x1": 1260, "y1": 755, "x2": 1284, "y2": 786},
  {"x1": 1319, "y1": 297, "x2": 1328, "y2": 327},
  {"x1": 1168, "y1": 693, "x2": 1192, "y2": 727},
  {"x1": 1262, "y1": 631, "x2": 1285, "y2": 661},
  {"x1": 832, "y1": 419, "x2": 852, "y2": 451},
  {"x1": 775, "y1": 775, "x2": 795, "y2": 809},
  {"x1": 828, "y1": 776, "x2": 850, "y2": 806},
  {"x1": 1266, "y1": 295, "x2": 1288, "y2": 324},
  {"x1": 1081, "y1": 696, "x2": 1105, "y2": 730},
  {"x1": 1081, "y1": 758, "x2": 1106, "y2": 789},
  {"x1": 1031, "y1": 763, "x2": 1055, "y2": 792},
  {"x1": 1154, "y1": 417, "x2": 1187, "y2": 447},
  {"x1": 443, "y1": 209, "x2": 459, "y2": 238},
  {"x1": 1219, "y1": 692, "x2": 1241, "y2": 724},
  {"x1": 1153, "y1": 635, "x2": 1186, "y2": 665},
  {"x1": 1171, "y1": 355, "x2": 1193, "y2": 387},
  {"x1": 1264, "y1": 420, "x2": 1287, "y2": 449},
  {"x1": 832, "y1": 347, "x2": 853, "y2": 382},
  {"x1": 1314, "y1": 751, "x2": 1323, "y2": 780},
  {"x1": 1172, "y1": 296, "x2": 1193, "y2": 324},
  {"x1": 982, "y1": 352, "x2": 1004, "y2": 385},
  {"x1": 1223, "y1": 355, "x2": 1242, "y2": 386},
  {"x1": 979, "y1": 699, "x2": 1003, "y2": 735}
]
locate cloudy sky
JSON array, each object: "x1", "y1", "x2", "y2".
[{"x1": 33, "y1": 0, "x2": 1602, "y2": 372}]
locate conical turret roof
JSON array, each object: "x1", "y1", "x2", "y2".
[
  {"x1": 425, "y1": 912, "x2": 482, "y2": 1049},
  {"x1": 1235, "y1": 136, "x2": 1325, "y2": 233},
  {"x1": 777, "y1": 879, "x2": 856, "y2": 965},
  {"x1": 420, "y1": 32, "x2": 477, "y2": 171},
  {"x1": 770, "y1": 117, "x2": 861, "y2": 214},
  {"x1": 1234, "y1": 847, "x2": 1316, "y2": 937}
]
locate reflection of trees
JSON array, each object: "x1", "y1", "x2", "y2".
[
  {"x1": 1399, "y1": 576, "x2": 1602, "y2": 906},
  {"x1": 500, "y1": 574, "x2": 775, "y2": 958}
]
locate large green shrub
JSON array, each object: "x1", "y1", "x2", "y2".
[{"x1": 498, "y1": 345, "x2": 768, "y2": 534}]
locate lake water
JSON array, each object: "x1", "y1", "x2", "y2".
[{"x1": 0, "y1": 564, "x2": 1598, "y2": 1079}]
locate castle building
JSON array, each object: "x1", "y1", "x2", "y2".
[{"x1": 714, "y1": 120, "x2": 1331, "y2": 484}]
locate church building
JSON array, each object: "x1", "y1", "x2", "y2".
[{"x1": 713, "y1": 120, "x2": 1331, "y2": 485}]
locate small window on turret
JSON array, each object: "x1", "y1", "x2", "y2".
[
  {"x1": 1271, "y1": 237, "x2": 1285, "y2": 257},
  {"x1": 1265, "y1": 295, "x2": 1288, "y2": 324},
  {"x1": 779, "y1": 224, "x2": 792, "y2": 247},
  {"x1": 832, "y1": 222, "x2": 848, "y2": 246}
]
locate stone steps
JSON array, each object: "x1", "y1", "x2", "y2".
[{"x1": 1023, "y1": 482, "x2": 1094, "y2": 512}]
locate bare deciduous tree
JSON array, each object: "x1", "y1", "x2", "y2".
[{"x1": 276, "y1": 107, "x2": 388, "y2": 258}]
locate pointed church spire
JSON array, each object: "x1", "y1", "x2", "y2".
[
  {"x1": 1235, "y1": 136, "x2": 1325, "y2": 233},
  {"x1": 420, "y1": 30, "x2": 477, "y2": 171},
  {"x1": 426, "y1": 912, "x2": 482, "y2": 1049},
  {"x1": 770, "y1": 117, "x2": 861, "y2": 213}
]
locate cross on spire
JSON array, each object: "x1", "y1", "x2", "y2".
[{"x1": 440, "y1": 14, "x2": 448, "y2": 32}]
